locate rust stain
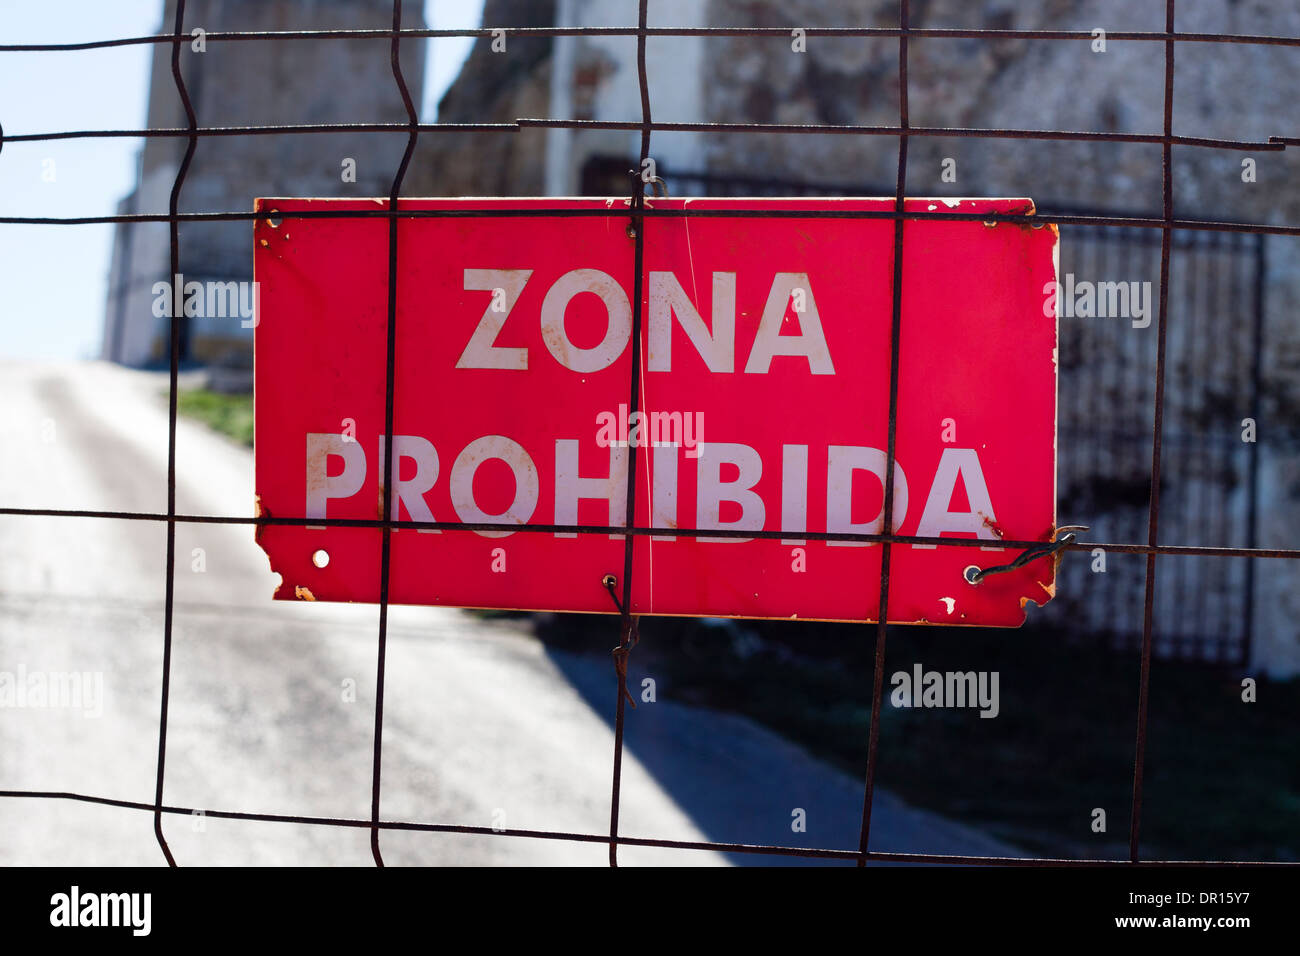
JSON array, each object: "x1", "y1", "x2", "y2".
[
  {"x1": 1020, "y1": 578, "x2": 1057, "y2": 613},
  {"x1": 539, "y1": 270, "x2": 623, "y2": 368},
  {"x1": 254, "y1": 494, "x2": 269, "y2": 544},
  {"x1": 295, "y1": 586, "x2": 316, "y2": 601},
  {"x1": 1012, "y1": 198, "x2": 1036, "y2": 217},
  {"x1": 979, "y1": 511, "x2": 1005, "y2": 538},
  {"x1": 251, "y1": 483, "x2": 285, "y2": 600},
  {"x1": 540, "y1": 311, "x2": 576, "y2": 368},
  {"x1": 304, "y1": 440, "x2": 333, "y2": 510},
  {"x1": 999, "y1": 198, "x2": 1045, "y2": 233}
]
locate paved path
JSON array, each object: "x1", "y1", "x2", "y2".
[{"x1": 0, "y1": 361, "x2": 1022, "y2": 865}]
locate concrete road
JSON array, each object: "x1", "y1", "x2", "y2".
[{"x1": 0, "y1": 360, "x2": 1021, "y2": 866}]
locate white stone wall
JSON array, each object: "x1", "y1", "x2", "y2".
[
  {"x1": 545, "y1": 0, "x2": 706, "y2": 195},
  {"x1": 103, "y1": 0, "x2": 426, "y2": 367}
]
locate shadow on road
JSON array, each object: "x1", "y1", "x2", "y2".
[{"x1": 541, "y1": 634, "x2": 1020, "y2": 867}]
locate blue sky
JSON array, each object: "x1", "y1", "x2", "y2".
[{"x1": 0, "y1": 0, "x2": 483, "y2": 360}]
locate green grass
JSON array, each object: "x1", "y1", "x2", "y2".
[{"x1": 175, "y1": 388, "x2": 254, "y2": 446}]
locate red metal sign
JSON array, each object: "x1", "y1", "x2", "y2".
[{"x1": 254, "y1": 197, "x2": 1058, "y2": 625}]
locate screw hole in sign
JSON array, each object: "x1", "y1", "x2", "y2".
[
  {"x1": 312, "y1": 549, "x2": 330, "y2": 569},
  {"x1": 268, "y1": 209, "x2": 282, "y2": 228}
]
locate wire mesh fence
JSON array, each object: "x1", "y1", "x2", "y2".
[
  {"x1": 1, "y1": 0, "x2": 1298, "y2": 866},
  {"x1": 598, "y1": 158, "x2": 1271, "y2": 665}
]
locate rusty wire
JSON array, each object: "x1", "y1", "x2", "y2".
[{"x1": 0, "y1": 0, "x2": 1297, "y2": 867}]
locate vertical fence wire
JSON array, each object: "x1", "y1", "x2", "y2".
[
  {"x1": 1129, "y1": 0, "x2": 1178, "y2": 864},
  {"x1": 153, "y1": 0, "x2": 198, "y2": 868},
  {"x1": 370, "y1": 0, "x2": 422, "y2": 869},
  {"x1": 606, "y1": 0, "x2": 654, "y2": 871},
  {"x1": 856, "y1": 0, "x2": 910, "y2": 868}
]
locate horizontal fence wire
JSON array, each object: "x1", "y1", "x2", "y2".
[
  {"x1": 3, "y1": 123, "x2": 1288, "y2": 151},
  {"x1": 4, "y1": 208, "x2": 1300, "y2": 239},
  {"x1": 2, "y1": 507, "x2": 1300, "y2": 558},
  {"x1": 4, "y1": 25, "x2": 1300, "y2": 50},
  {"x1": 0, "y1": 0, "x2": 1297, "y2": 866}
]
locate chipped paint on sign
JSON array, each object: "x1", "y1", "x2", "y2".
[{"x1": 254, "y1": 197, "x2": 1058, "y2": 625}]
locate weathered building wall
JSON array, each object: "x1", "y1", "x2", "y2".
[
  {"x1": 103, "y1": 0, "x2": 426, "y2": 369},
  {"x1": 418, "y1": 0, "x2": 555, "y2": 196}
]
